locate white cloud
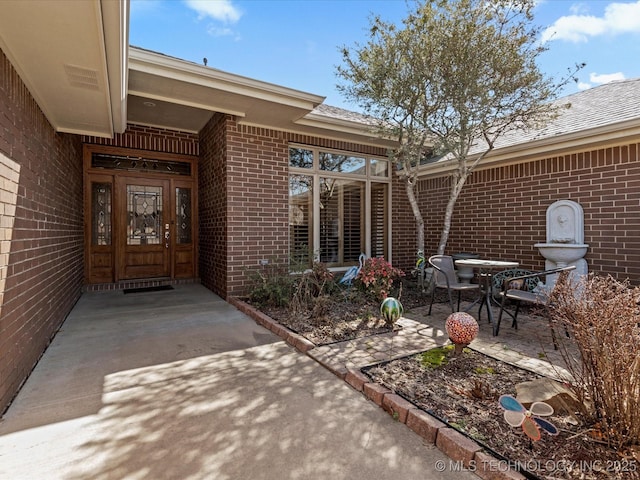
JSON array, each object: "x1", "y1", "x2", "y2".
[
  {"x1": 569, "y1": 3, "x2": 590, "y2": 15},
  {"x1": 577, "y1": 71, "x2": 626, "y2": 90},
  {"x1": 184, "y1": 0, "x2": 242, "y2": 24},
  {"x1": 206, "y1": 25, "x2": 241, "y2": 41},
  {"x1": 207, "y1": 26, "x2": 233, "y2": 36},
  {"x1": 541, "y1": 0, "x2": 640, "y2": 43},
  {"x1": 589, "y1": 72, "x2": 626, "y2": 83}
]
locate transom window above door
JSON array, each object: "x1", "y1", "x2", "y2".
[
  {"x1": 91, "y1": 153, "x2": 192, "y2": 176},
  {"x1": 288, "y1": 146, "x2": 390, "y2": 269}
]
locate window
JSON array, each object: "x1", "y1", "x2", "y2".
[{"x1": 289, "y1": 146, "x2": 390, "y2": 268}]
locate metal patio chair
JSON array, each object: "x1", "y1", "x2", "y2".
[
  {"x1": 495, "y1": 265, "x2": 576, "y2": 348},
  {"x1": 428, "y1": 255, "x2": 480, "y2": 314}
]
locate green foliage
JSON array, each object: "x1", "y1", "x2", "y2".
[
  {"x1": 247, "y1": 263, "x2": 294, "y2": 308},
  {"x1": 474, "y1": 367, "x2": 496, "y2": 375},
  {"x1": 355, "y1": 256, "x2": 405, "y2": 300},
  {"x1": 420, "y1": 345, "x2": 454, "y2": 368},
  {"x1": 337, "y1": 0, "x2": 583, "y2": 255}
]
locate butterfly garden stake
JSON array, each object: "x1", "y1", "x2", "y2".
[{"x1": 499, "y1": 394, "x2": 559, "y2": 442}]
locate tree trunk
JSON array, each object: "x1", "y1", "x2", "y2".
[
  {"x1": 405, "y1": 178, "x2": 424, "y2": 255},
  {"x1": 437, "y1": 172, "x2": 469, "y2": 255}
]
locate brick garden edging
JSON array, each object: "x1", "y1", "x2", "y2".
[
  {"x1": 229, "y1": 297, "x2": 526, "y2": 480},
  {"x1": 228, "y1": 297, "x2": 315, "y2": 353}
]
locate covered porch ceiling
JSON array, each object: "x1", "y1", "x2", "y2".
[
  {"x1": 0, "y1": 0, "x2": 128, "y2": 137},
  {"x1": 127, "y1": 47, "x2": 325, "y2": 134},
  {"x1": 0, "y1": 0, "x2": 393, "y2": 148},
  {"x1": 126, "y1": 47, "x2": 392, "y2": 147}
]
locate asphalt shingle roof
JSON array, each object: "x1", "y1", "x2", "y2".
[
  {"x1": 486, "y1": 77, "x2": 640, "y2": 151},
  {"x1": 313, "y1": 78, "x2": 640, "y2": 154},
  {"x1": 310, "y1": 103, "x2": 378, "y2": 126}
]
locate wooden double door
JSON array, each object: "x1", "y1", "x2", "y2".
[{"x1": 85, "y1": 158, "x2": 197, "y2": 284}]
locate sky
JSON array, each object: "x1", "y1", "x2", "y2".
[{"x1": 130, "y1": 0, "x2": 640, "y2": 110}]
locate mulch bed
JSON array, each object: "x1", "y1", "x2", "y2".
[
  {"x1": 364, "y1": 348, "x2": 639, "y2": 480},
  {"x1": 261, "y1": 294, "x2": 397, "y2": 345},
  {"x1": 258, "y1": 280, "x2": 431, "y2": 345}
]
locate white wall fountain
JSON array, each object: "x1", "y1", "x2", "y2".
[{"x1": 534, "y1": 200, "x2": 588, "y2": 288}]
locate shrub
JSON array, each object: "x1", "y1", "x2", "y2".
[
  {"x1": 355, "y1": 257, "x2": 405, "y2": 300},
  {"x1": 548, "y1": 273, "x2": 640, "y2": 449},
  {"x1": 290, "y1": 262, "x2": 336, "y2": 315},
  {"x1": 247, "y1": 263, "x2": 294, "y2": 308}
]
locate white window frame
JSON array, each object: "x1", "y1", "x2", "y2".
[{"x1": 288, "y1": 144, "x2": 392, "y2": 270}]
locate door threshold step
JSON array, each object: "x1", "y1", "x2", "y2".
[
  {"x1": 123, "y1": 284, "x2": 174, "y2": 294},
  {"x1": 83, "y1": 277, "x2": 200, "y2": 293}
]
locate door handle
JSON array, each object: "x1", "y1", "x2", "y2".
[{"x1": 165, "y1": 230, "x2": 170, "y2": 248}]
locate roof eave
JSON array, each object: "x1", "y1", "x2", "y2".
[
  {"x1": 128, "y1": 47, "x2": 325, "y2": 110},
  {"x1": 102, "y1": 0, "x2": 130, "y2": 134},
  {"x1": 418, "y1": 119, "x2": 640, "y2": 178},
  {"x1": 295, "y1": 114, "x2": 379, "y2": 137}
]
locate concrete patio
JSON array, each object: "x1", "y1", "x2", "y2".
[{"x1": 0, "y1": 284, "x2": 476, "y2": 480}]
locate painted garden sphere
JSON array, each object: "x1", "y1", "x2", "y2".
[
  {"x1": 445, "y1": 312, "x2": 479, "y2": 345},
  {"x1": 380, "y1": 297, "x2": 403, "y2": 326}
]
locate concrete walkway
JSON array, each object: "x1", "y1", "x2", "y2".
[{"x1": 0, "y1": 284, "x2": 474, "y2": 480}]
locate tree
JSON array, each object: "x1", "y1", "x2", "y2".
[{"x1": 337, "y1": 0, "x2": 583, "y2": 256}]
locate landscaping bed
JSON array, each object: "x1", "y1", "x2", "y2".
[
  {"x1": 258, "y1": 279, "x2": 435, "y2": 345},
  {"x1": 364, "y1": 346, "x2": 639, "y2": 480},
  {"x1": 248, "y1": 261, "x2": 639, "y2": 479}
]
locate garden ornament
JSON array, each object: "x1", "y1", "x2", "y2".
[
  {"x1": 499, "y1": 394, "x2": 558, "y2": 441},
  {"x1": 380, "y1": 297, "x2": 403, "y2": 326},
  {"x1": 445, "y1": 312, "x2": 479, "y2": 354},
  {"x1": 339, "y1": 253, "x2": 366, "y2": 286}
]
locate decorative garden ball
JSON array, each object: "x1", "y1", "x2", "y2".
[
  {"x1": 445, "y1": 312, "x2": 479, "y2": 355},
  {"x1": 380, "y1": 297, "x2": 403, "y2": 326}
]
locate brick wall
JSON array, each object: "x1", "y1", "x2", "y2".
[
  {"x1": 83, "y1": 124, "x2": 199, "y2": 156},
  {"x1": 199, "y1": 114, "x2": 389, "y2": 298},
  {"x1": 0, "y1": 48, "x2": 84, "y2": 413},
  {"x1": 225, "y1": 121, "x2": 290, "y2": 296},
  {"x1": 391, "y1": 172, "x2": 420, "y2": 271},
  {"x1": 393, "y1": 143, "x2": 640, "y2": 283},
  {"x1": 199, "y1": 114, "x2": 228, "y2": 297}
]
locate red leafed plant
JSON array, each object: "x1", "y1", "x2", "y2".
[{"x1": 355, "y1": 257, "x2": 405, "y2": 300}]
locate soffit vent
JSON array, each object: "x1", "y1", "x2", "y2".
[{"x1": 64, "y1": 64, "x2": 100, "y2": 90}]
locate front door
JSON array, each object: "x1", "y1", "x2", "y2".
[
  {"x1": 119, "y1": 178, "x2": 171, "y2": 280},
  {"x1": 84, "y1": 146, "x2": 197, "y2": 285}
]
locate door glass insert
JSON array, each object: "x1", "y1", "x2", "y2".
[
  {"x1": 127, "y1": 185, "x2": 162, "y2": 245},
  {"x1": 92, "y1": 183, "x2": 112, "y2": 245},
  {"x1": 176, "y1": 187, "x2": 192, "y2": 244}
]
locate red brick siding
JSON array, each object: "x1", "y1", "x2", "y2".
[
  {"x1": 83, "y1": 124, "x2": 199, "y2": 156},
  {"x1": 199, "y1": 114, "x2": 389, "y2": 298},
  {"x1": 393, "y1": 143, "x2": 640, "y2": 283},
  {"x1": 0, "y1": 48, "x2": 84, "y2": 413},
  {"x1": 391, "y1": 172, "x2": 420, "y2": 270},
  {"x1": 199, "y1": 114, "x2": 228, "y2": 297},
  {"x1": 225, "y1": 121, "x2": 290, "y2": 296}
]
